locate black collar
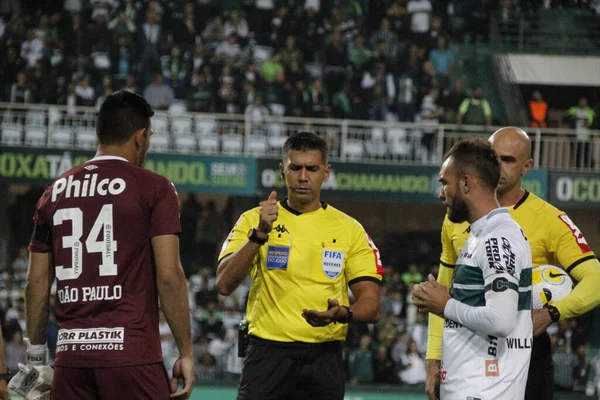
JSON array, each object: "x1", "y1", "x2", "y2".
[
  {"x1": 280, "y1": 198, "x2": 328, "y2": 215},
  {"x1": 513, "y1": 191, "x2": 530, "y2": 210}
]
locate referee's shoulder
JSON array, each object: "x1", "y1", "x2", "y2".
[
  {"x1": 323, "y1": 204, "x2": 365, "y2": 231},
  {"x1": 518, "y1": 192, "x2": 562, "y2": 218}
]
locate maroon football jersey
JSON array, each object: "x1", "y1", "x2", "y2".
[{"x1": 29, "y1": 156, "x2": 181, "y2": 368}]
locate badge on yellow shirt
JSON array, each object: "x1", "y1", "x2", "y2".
[
  {"x1": 266, "y1": 245, "x2": 290, "y2": 270},
  {"x1": 322, "y1": 249, "x2": 344, "y2": 278}
]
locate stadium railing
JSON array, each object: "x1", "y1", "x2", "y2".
[{"x1": 1, "y1": 102, "x2": 599, "y2": 171}]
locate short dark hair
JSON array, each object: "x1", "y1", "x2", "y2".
[
  {"x1": 96, "y1": 90, "x2": 154, "y2": 145},
  {"x1": 282, "y1": 131, "x2": 328, "y2": 164},
  {"x1": 444, "y1": 138, "x2": 500, "y2": 192}
]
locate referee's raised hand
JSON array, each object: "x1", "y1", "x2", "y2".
[{"x1": 258, "y1": 191, "x2": 279, "y2": 235}]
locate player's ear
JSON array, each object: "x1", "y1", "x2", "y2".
[
  {"x1": 279, "y1": 163, "x2": 285, "y2": 180},
  {"x1": 522, "y1": 158, "x2": 533, "y2": 176},
  {"x1": 133, "y1": 128, "x2": 146, "y2": 148},
  {"x1": 323, "y1": 163, "x2": 331, "y2": 182}
]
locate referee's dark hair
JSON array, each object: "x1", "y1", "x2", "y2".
[
  {"x1": 283, "y1": 131, "x2": 329, "y2": 165},
  {"x1": 96, "y1": 90, "x2": 155, "y2": 145},
  {"x1": 444, "y1": 138, "x2": 501, "y2": 192}
]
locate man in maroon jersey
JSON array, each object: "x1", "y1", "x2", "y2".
[{"x1": 25, "y1": 91, "x2": 195, "y2": 399}]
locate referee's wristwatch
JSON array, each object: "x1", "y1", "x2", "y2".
[
  {"x1": 247, "y1": 228, "x2": 268, "y2": 245},
  {"x1": 545, "y1": 304, "x2": 561, "y2": 323},
  {"x1": 336, "y1": 306, "x2": 353, "y2": 324}
]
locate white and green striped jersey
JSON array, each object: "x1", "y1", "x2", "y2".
[{"x1": 440, "y1": 208, "x2": 533, "y2": 400}]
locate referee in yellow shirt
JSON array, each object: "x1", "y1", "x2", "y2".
[
  {"x1": 216, "y1": 131, "x2": 383, "y2": 400},
  {"x1": 425, "y1": 127, "x2": 600, "y2": 400}
]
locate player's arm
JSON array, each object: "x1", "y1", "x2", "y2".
[
  {"x1": 216, "y1": 214, "x2": 259, "y2": 296},
  {"x1": 153, "y1": 235, "x2": 192, "y2": 358},
  {"x1": 25, "y1": 251, "x2": 54, "y2": 345},
  {"x1": 557, "y1": 258, "x2": 600, "y2": 319},
  {"x1": 549, "y1": 213, "x2": 600, "y2": 320},
  {"x1": 443, "y1": 274, "x2": 519, "y2": 337},
  {"x1": 426, "y1": 218, "x2": 457, "y2": 361}
]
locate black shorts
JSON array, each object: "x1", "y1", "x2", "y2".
[
  {"x1": 237, "y1": 336, "x2": 345, "y2": 400},
  {"x1": 525, "y1": 332, "x2": 554, "y2": 400}
]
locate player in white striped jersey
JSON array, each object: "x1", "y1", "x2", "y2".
[{"x1": 413, "y1": 138, "x2": 532, "y2": 400}]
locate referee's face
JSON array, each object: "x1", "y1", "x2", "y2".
[{"x1": 281, "y1": 150, "x2": 330, "y2": 207}]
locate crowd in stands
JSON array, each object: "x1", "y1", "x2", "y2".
[
  {"x1": 0, "y1": 187, "x2": 598, "y2": 391},
  {"x1": 0, "y1": 0, "x2": 507, "y2": 129}
]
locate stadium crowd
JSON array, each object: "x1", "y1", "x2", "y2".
[{"x1": 0, "y1": 187, "x2": 597, "y2": 391}]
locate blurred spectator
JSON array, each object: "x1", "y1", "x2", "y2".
[
  {"x1": 348, "y1": 334, "x2": 375, "y2": 384},
  {"x1": 66, "y1": 83, "x2": 82, "y2": 115},
  {"x1": 215, "y1": 34, "x2": 242, "y2": 65},
  {"x1": 425, "y1": 16, "x2": 450, "y2": 51},
  {"x1": 1, "y1": 47, "x2": 26, "y2": 95},
  {"x1": 21, "y1": 28, "x2": 44, "y2": 69},
  {"x1": 332, "y1": 82, "x2": 352, "y2": 119},
  {"x1": 443, "y1": 78, "x2": 467, "y2": 123},
  {"x1": 161, "y1": 46, "x2": 189, "y2": 96},
  {"x1": 0, "y1": 275, "x2": 22, "y2": 311},
  {"x1": 191, "y1": 44, "x2": 205, "y2": 75},
  {"x1": 428, "y1": 36, "x2": 455, "y2": 86},
  {"x1": 457, "y1": 85, "x2": 492, "y2": 129},
  {"x1": 285, "y1": 80, "x2": 310, "y2": 117},
  {"x1": 407, "y1": 312, "x2": 428, "y2": 355},
  {"x1": 261, "y1": 52, "x2": 285, "y2": 85},
  {"x1": 322, "y1": 29, "x2": 349, "y2": 91},
  {"x1": 280, "y1": 36, "x2": 303, "y2": 70},
  {"x1": 111, "y1": 36, "x2": 134, "y2": 81},
  {"x1": 370, "y1": 18, "x2": 400, "y2": 59},
  {"x1": 108, "y1": 11, "x2": 136, "y2": 45},
  {"x1": 74, "y1": 76, "x2": 96, "y2": 107},
  {"x1": 554, "y1": 338, "x2": 578, "y2": 391},
  {"x1": 188, "y1": 73, "x2": 216, "y2": 113},
  {"x1": 244, "y1": 96, "x2": 270, "y2": 132},
  {"x1": 401, "y1": 264, "x2": 423, "y2": 286},
  {"x1": 407, "y1": 0, "x2": 433, "y2": 41},
  {"x1": 8, "y1": 71, "x2": 32, "y2": 104},
  {"x1": 224, "y1": 9, "x2": 249, "y2": 40},
  {"x1": 11, "y1": 247, "x2": 28, "y2": 277},
  {"x1": 350, "y1": 35, "x2": 372, "y2": 73},
  {"x1": 138, "y1": 10, "x2": 164, "y2": 73},
  {"x1": 374, "y1": 345, "x2": 398, "y2": 383},
  {"x1": 143, "y1": 74, "x2": 175, "y2": 110},
  {"x1": 202, "y1": 16, "x2": 226, "y2": 45},
  {"x1": 386, "y1": 0, "x2": 410, "y2": 38},
  {"x1": 529, "y1": 90, "x2": 548, "y2": 128},
  {"x1": 398, "y1": 339, "x2": 426, "y2": 387},
  {"x1": 396, "y1": 73, "x2": 418, "y2": 122},
  {"x1": 417, "y1": 86, "x2": 444, "y2": 161},
  {"x1": 573, "y1": 344, "x2": 591, "y2": 392},
  {"x1": 172, "y1": 2, "x2": 199, "y2": 51},
  {"x1": 4, "y1": 330, "x2": 26, "y2": 374},
  {"x1": 308, "y1": 77, "x2": 329, "y2": 118},
  {"x1": 63, "y1": 13, "x2": 89, "y2": 57},
  {"x1": 370, "y1": 85, "x2": 389, "y2": 121},
  {"x1": 564, "y1": 96, "x2": 596, "y2": 168},
  {"x1": 122, "y1": 73, "x2": 139, "y2": 94}
]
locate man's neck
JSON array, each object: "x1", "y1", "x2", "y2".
[
  {"x1": 467, "y1": 196, "x2": 501, "y2": 225},
  {"x1": 497, "y1": 186, "x2": 526, "y2": 208},
  {"x1": 95, "y1": 145, "x2": 135, "y2": 164},
  {"x1": 286, "y1": 198, "x2": 322, "y2": 214}
]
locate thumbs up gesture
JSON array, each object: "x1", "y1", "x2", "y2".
[{"x1": 258, "y1": 191, "x2": 279, "y2": 235}]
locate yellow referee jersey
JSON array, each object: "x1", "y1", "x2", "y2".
[
  {"x1": 218, "y1": 201, "x2": 383, "y2": 343},
  {"x1": 427, "y1": 191, "x2": 599, "y2": 360}
]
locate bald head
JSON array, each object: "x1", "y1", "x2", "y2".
[
  {"x1": 488, "y1": 126, "x2": 533, "y2": 199},
  {"x1": 489, "y1": 126, "x2": 531, "y2": 161}
]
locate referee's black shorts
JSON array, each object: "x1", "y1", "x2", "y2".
[
  {"x1": 525, "y1": 332, "x2": 554, "y2": 400},
  {"x1": 237, "y1": 336, "x2": 345, "y2": 400}
]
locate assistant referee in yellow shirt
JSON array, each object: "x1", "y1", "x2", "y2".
[{"x1": 216, "y1": 131, "x2": 383, "y2": 400}]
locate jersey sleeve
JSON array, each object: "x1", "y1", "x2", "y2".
[
  {"x1": 344, "y1": 222, "x2": 383, "y2": 285},
  {"x1": 548, "y1": 212, "x2": 596, "y2": 275},
  {"x1": 547, "y1": 211, "x2": 600, "y2": 319},
  {"x1": 218, "y1": 211, "x2": 255, "y2": 262},
  {"x1": 28, "y1": 187, "x2": 53, "y2": 253},
  {"x1": 440, "y1": 215, "x2": 458, "y2": 267},
  {"x1": 427, "y1": 218, "x2": 457, "y2": 360},
  {"x1": 149, "y1": 179, "x2": 181, "y2": 238}
]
